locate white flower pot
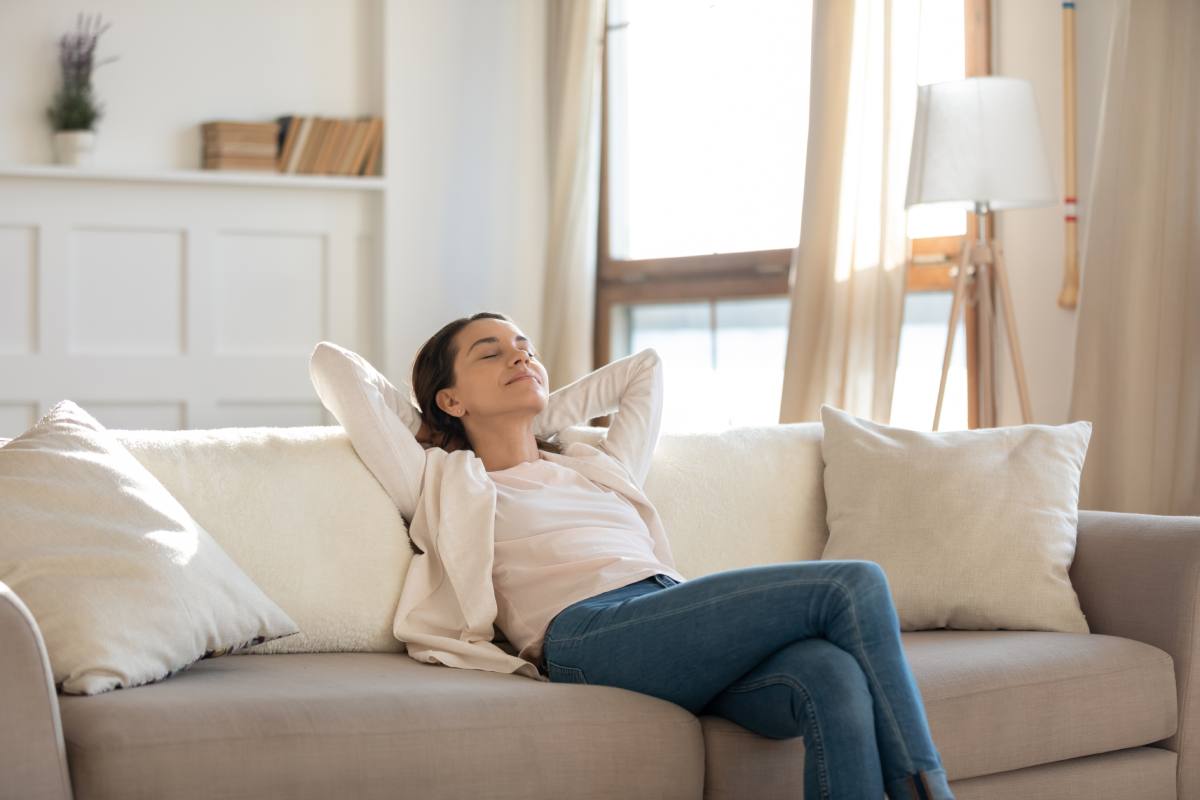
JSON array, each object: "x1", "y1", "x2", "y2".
[{"x1": 53, "y1": 130, "x2": 97, "y2": 166}]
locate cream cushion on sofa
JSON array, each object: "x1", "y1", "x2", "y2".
[
  {"x1": 0, "y1": 400, "x2": 298, "y2": 694},
  {"x1": 111, "y1": 425, "x2": 415, "y2": 655},
  {"x1": 818, "y1": 405, "x2": 1092, "y2": 633}
]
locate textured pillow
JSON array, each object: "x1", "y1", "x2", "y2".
[
  {"x1": 818, "y1": 405, "x2": 1092, "y2": 633},
  {"x1": 0, "y1": 400, "x2": 299, "y2": 695},
  {"x1": 111, "y1": 425, "x2": 413, "y2": 655}
]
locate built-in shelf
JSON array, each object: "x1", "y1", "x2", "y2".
[{"x1": 0, "y1": 164, "x2": 386, "y2": 192}]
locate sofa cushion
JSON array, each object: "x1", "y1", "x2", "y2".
[
  {"x1": 907, "y1": 630, "x2": 1176, "y2": 779},
  {"x1": 700, "y1": 630, "x2": 1176, "y2": 788},
  {"x1": 58, "y1": 652, "x2": 705, "y2": 800},
  {"x1": 819, "y1": 405, "x2": 1093, "y2": 634},
  {"x1": 112, "y1": 426, "x2": 413, "y2": 655},
  {"x1": 0, "y1": 400, "x2": 298, "y2": 695}
]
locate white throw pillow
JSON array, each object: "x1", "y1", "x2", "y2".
[
  {"x1": 0, "y1": 400, "x2": 299, "y2": 695},
  {"x1": 818, "y1": 405, "x2": 1092, "y2": 633}
]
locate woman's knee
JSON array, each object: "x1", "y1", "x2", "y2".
[
  {"x1": 826, "y1": 560, "x2": 894, "y2": 609},
  {"x1": 837, "y1": 559, "x2": 888, "y2": 587}
]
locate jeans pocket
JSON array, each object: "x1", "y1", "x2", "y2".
[{"x1": 545, "y1": 660, "x2": 590, "y2": 685}]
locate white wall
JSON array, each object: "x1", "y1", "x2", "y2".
[
  {"x1": 992, "y1": 0, "x2": 1117, "y2": 424},
  {"x1": 382, "y1": 0, "x2": 547, "y2": 381},
  {"x1": 0, "y1": 0, "x2": 550, "y2": 435},
  {"x1": 0, "y1": 0, "x2": 382, "y2": 169}
]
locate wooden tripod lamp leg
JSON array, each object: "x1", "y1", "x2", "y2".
[
  {"x1": 992, "y1": 241, "x2": 1033, "y2": 423},
  {"x1": 933, "y1": 241, "x2": 973, "y2": 430}
]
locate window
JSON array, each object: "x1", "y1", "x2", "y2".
[
  {"x1": 605, "y1": 0, "x2": 812, "y2": 260},
  {"x1": 598, "y1": 0, "x2": 990, "y2": 432},
  {"x1": 611, "y1": 296, "x2": 790, "y2": 432},
  {"x1": 598, "y1": 0, "x2": 810, "y2": 433}
]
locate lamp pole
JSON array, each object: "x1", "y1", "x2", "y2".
[{"x1": 933, "y1": 201, "x2": 1032, "y2": 429}]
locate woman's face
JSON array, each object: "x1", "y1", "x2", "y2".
[{"x1": 435, "y1": 317, "x2": 549, "y2": 424}]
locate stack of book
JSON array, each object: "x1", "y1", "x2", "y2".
[
  {"x1": 201, "y1": 121, "x2": 281, "y2": 171},
  {"x1": 277, "y1": 115, "x2": 384, "y2": 176}
]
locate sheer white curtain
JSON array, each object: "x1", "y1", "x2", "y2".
[
  {"x1": 779, "y1": 0, "x2": 920, "y2": 424},
  {"x1": 1069, "y1": 0, "x2": 1200, "y2": 516},
  {"x1": 540, "y1": 0, "x2": 605, "y2": 390}
]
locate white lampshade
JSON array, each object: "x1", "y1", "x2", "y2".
[{"x1": 905, "y1": 76, "x2": 1056, "y2": 210}]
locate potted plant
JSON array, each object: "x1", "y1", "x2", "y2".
[{"x1": 46, "y1": 13, "x2": 116, "y2": 166}]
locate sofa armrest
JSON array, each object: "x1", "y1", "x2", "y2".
[
  {"x1": 0, "y1": 581, "x2": 73, "y2": 800},
  {"x1": 1069, "y1": 510, "x2": 1199, "y2": 795}
]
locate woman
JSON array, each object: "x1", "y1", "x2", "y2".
[{"x1": 328, "y1": 311, "x2": 954, "y2": 800}]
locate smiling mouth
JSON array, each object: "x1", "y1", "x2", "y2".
[{"x1": 508, "y1": 375, "x2": 537, "y2": 385}]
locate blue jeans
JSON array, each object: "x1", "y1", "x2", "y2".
[{"x1": 541, "y1": 560, "x2": 954, "y2": 800}]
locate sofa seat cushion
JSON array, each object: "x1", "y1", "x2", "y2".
[
  {"x1": 57, "y1": 653, "x2": 704, "y2": 800},
  {"x1": 906, "y1": 630, "x2": 1176, "y2": 779},
  {"x1": 700, "y1": 630, "x2": 1177, "y2": 790}
]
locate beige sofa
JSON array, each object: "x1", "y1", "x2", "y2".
[{"x1": 2, "y1": 422, "x2": 1195, "y2": 800}]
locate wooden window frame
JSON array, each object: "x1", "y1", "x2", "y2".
[{"x1": 594, "y1": 0, "x2": 991, "y2": 428}]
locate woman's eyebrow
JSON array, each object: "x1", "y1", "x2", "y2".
[{"x1": 466, "y1": 334, "x2": 529, "y2": 355}]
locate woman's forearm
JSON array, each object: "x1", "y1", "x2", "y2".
[{"x1": 531, "y1": 349, "x2": 663, "y2": 481}]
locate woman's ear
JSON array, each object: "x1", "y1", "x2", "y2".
[{"x1": 436, "y1": 387, "x2": 464, "y2": 418}]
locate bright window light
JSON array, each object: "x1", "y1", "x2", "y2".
[
  {"x1": 613, "y1": 297, "x2": 789, "y2": 433},
  {"x1": 890, "y1": 292, "x2": 968, "y2": 430},
  {"x1": 906, "y1": 0, "x2": 967, "y2": 240},
  {"x1": 606, "y1": 0, "x2": 813, "y2": 259}
]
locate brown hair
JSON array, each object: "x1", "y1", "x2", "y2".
[{"x1": 410, "y1": 311, "x2": 564, "y2": 455}]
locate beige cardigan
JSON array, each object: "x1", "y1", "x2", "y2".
[{"x1": 308, "y1": 341, "x2": 685, "y2": 682}]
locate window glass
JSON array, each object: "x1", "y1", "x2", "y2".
[
  {"x1": 606, "y1": 0, "x2": 813, "y2": 259},
  {"x1": 890, "y1": 291, "x2": 968, "y2": 430},
  {"x1": 615, "y1": 297, "x2": 789, "y2": 432}
]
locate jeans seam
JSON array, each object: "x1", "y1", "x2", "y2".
[
  {"x1": 721, "y1": 673, "x2": 795, "y2": 694},
  {"x1": 822, "y1": 577, "x2": 917, "y2": 775},
  {"x1": 788, "y1": 675, "x2": 832, "y2": 799},
  {"x1": 543, "y1": 577, "x2": 672, "y2": 645},
  {"x1": 733, "y1": 673, "x2": 831, "y2": 798},
  {"x1": 546, "y1": 661, "x2": 588, "y2": 684},
  {"x1": 547, "y1": 577, "x2": 844, "y2": 644}
]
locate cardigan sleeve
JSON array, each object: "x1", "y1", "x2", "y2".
[
  {"x1": 308, "y1": 341, "x2": 425, "y2": 523},
  {"x1": 532, "y1": 347, "x2": 664, "y2": 487}
]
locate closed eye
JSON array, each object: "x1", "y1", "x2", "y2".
[{"x1": 482, "y1": 351, "x2": 537, "y2": 360}]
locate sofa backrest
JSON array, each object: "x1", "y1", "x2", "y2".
[
  {"x1": 113, "y1": 426, "x2": 411, "y2": 655},
  {"x1": 559, "y1": 423, "x2": 829, "y2": 578},
  {"x1": 110, "y1": 422, "x2": 829, "y2": 654}
]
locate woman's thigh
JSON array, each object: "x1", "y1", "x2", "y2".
[{"x1": 541, "y1": 560, "x2": 895, "y2": 713}]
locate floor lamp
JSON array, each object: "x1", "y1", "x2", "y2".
[{"x1": 904, "y1": 77, "x2": 1057, "y2": 430}]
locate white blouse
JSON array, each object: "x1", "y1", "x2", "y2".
[{"x1": 489, "y1": 451, "x2": 680, "y2": 664}]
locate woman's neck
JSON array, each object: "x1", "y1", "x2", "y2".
[{"x1": 465, "y1": 416, "x2": 541, "y2": 472}]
